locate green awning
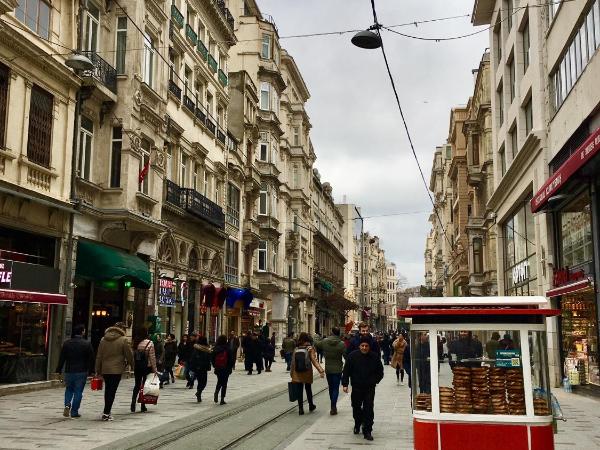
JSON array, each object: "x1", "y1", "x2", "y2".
[{"x1": 75, "y1": 241, "x2": 152, "y2": 289}]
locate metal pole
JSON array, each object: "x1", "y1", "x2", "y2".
[{"x1": 287, "y1": 264, "x2": 292, "y2": 335}]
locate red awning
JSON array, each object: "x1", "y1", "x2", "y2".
[
  {"x1": 546, "y1": 278, "x2": 592, "y2": 298},
  {"x1": 0, "y1": 289, "x2": 68, "y2": 305},
  {"x1": 531, "y1": 127, "x2": 600, "y2": 213}
]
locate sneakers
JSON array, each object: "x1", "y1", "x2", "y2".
[
  {"x1": 63, "y1": 404, "x2": 71, "y2": 418},
  {"x1": 101, "y1": 414, "x2": 114, "y2": 421}
]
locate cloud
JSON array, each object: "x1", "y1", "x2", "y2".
[{"x1": 258, "y1": 0, "x2": 487, "y2": 285}]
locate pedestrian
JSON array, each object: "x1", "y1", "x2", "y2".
[
  {"x1": 342, "y1": 336, "x2": 384, "y2": 441},
  {"x1": 55, "y1": 324, "x2": 94, "y2": 418},
  {"x1": 177, "y1": 334, "x2": 189, "y2": 365},
  {"x1": 486, "y1": 331, "x2": 501, "y2": 359},
  {"x1": 188, "y1": 335, "x2": 211, "y2": 402},
  {"x1": 228, "y1": 331, "x2": 240, "y2": 369},
  {"x1": 314, "y1": 326, "x2": 345, "y2": 415},
  {"x1": 416, "y1": 332, "x2": 431, "y2": 393},
  {"x1": 290, "y1": 332, "x2": 325, "y2": 415},
  {"x1": 448, "y1": 330, "x2": 482, "y2": 369},
  {"x1": 391, "y1": 333, "x2": 407, "y2": 385},
  {"x1": 95, "y1": 322, "x2": 134, "y2": 421},
  {"x1": 282, "y1": 332, "x2": 296, "y2": 371},
  {"x1": 263, "y1": 336, "x2": 275, "y2": 372},
  {"x1": 346, "y1": 322, "x2": 380, "y2": 356},
  {"x1": 381, "y1": 333, "x2": 392, "y2": 365},
  {"x1": 212, "y1": 334, "x2": 234, "y2": 405},
  {"x1": 131, "y1": 327, "x2": 158, "y2": 413},
  {"x1": 163, "y1": 333, "x2": 177, "y2": 384},
  {"x1": 314, "y1": 334, "x2": 324, "y2": 363},
  {"x1": 153, "y1": 333, "x2": 165, "y2": 388},
  {"x1": 185, "y1": 333, "x2": 198, "y2": 388},
  {"x1": 261, "y1": 321, "x2": 270, "y2": 340}
]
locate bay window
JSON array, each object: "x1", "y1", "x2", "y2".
[{"x1": 258, "y1": 240, "x2": 268, "y2": 271}]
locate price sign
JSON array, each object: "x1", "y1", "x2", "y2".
[{"x1": 495, "y1": 349, "x2": 521, "y2": 368}]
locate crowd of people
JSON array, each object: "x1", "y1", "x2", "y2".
[{"x1": 55, "y1": 321, "x2": 411, "y2": 441}]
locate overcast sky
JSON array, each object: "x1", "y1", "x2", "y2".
[{"x1": 258, "y1": 0, "x2": 488, "y2": 286}]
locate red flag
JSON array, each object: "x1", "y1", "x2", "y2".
[{"x1": 138, "y1": 159, "x2": 150, "y2": 184}]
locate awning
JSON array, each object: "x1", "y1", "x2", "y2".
[
  {"x1": 225, "y1": 288, "x2": 253, "y2": 309},
  {"x1": 75, "y1": 241, "x2": 151, "y2": 289},
  {"x1": 531, "y1": 127, "x2": 600, "y2": 213},
  {"x1": 0, "y1": 288, "x2": 67, "y2": 305},
  {"x1": 546, "y1": 278, "x2": 592, "y2": 298}
]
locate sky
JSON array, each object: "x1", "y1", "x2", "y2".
[{"x1": 257, "y1": 0, "x2": 488, "y2": 286}]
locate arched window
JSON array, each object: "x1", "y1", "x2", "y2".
[{"x1": 189, "y1": 248, "x2": 199, "y2": 271}]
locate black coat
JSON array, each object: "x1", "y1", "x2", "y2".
[
  {"x1": 342, "y1": 350, "x2": 384, "y2": 388},
  {"x1": 164, "y1": 340, "x2": 177, "y2": 367},
  {"x1": 212, "y1": 344, "x2": 234, "y2": 374},
  {"x1": 56, "y1": 336, "x2": 95, "y2": 374},
  {"x1": 188, "y1": 344, "x2": 212, "y2": 372},
  {"x1": 177, "y1": 341, "x2": 191, "y2": 363}
]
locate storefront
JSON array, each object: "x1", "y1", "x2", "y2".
[{"x1": 532, "y1": 125, "x2": 600, "y2": 392}]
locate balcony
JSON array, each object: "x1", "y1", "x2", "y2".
[
  {"x1": 171, "y1": 4, "x2": 184, "y2": 29},
  {"x1": 165, "y1": 179, "x2": 182, "y2": 207},
  {"x1": 197, "y1": 40, "x2": 208, "y2": 61},
  {"x1": 218, "y1": 69, "x2": 228, "y2": 87},
  {"x1": 81, "y1": 51, "x2": 117, "y2": 94},
  {"x1": 181, "y1": 188, "x2": 225, "y2": 229},
  {"x1": 205, "y1": 117, "x2": 216, "y2": 135},
  {"x1": 208, "y1": 54, "x2": 218, "y2": 73},
  {"x1": 467, "y1": 165, "x2": 484, "y2": 187},
  {"x1": 168, "y1": 79, "x2": 182, "y2": 101},
  {"x1": 195, "y1": 105, "x2": 206, "y2": 124},
  {"x1": 215, "y1": 0, "x2": 235, "y2": 30},
  {"x1": 185, "y1": 24, "x2": 197, "y2": 45},
  {"x1": 216, "y1": 128, "x2": 226, "y2": 144},
  {"x1": 184, "y1": 95, "x2": 195, "y2": 113}
]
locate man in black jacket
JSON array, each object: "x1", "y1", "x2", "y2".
[
  {"x1": 345, "y1": 322, "x2": 380, "y2": 357},
  {"x1": 342, "y1": 336, "x2": 384, "y2": 441},
  {"x1": 56, "y1": 324, "x2": 94, "y2": 418}
]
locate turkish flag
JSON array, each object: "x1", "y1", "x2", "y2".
[{"x1": 138, "y1": 159, "x2": 150, "y2": 184}]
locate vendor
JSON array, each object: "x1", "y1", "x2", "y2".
[{"x1": 448, "y1": 331, "x2": 483, "y2": 368}]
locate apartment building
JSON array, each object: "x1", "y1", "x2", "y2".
[
  {"x1": 336, "y1": 202, "x2": 361, "y2": 325},
  {"x1": 384, "y1": 262, "x2": 399, "y2": 332}
]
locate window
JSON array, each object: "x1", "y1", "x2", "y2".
[
  {"x1": 259, "y1": 133, "x2": 269, "y2": 161},
  {"x1": 261, "y1": 33, "x2": 271, "y2": 59},
  {"x1": 445, "y1": 145, "x2": 452, "y2": 159},
  {"x1": 180, "y1": 153, "x2": 188, "y2": 187},
  {"x1": 494, "y1": 23, "x2": 502, "y2": 65},
  {"x1": 203, "y1": 170, "x2": 209, "y2": 197},
  {"x1": 509, "y1": 57, "x2": 516, "y2": 102},
  {"x1": 83, "y1": 3, "x2": 100, "y2": 52},
  {"x1": 509, "y1": 125, "x2": 518, "y2": 158},
  {"x1": 197, "y1": 22, "x2": 205, "y2": 43},
  {"x1": 258, "y1": 240, "x2": 268, "y2": 271},
  {"x1": 506, "y1": 0, "x2": 514, "y2": 31},
  {"x1": 225, "y1": 239, "x2": 239, "y2": 283},
  {"x1": 192, "y1": 162, "x2": 198, "y2": 191},
  {"x1": 524, "y1": 98, "x2": 533, "y2": 135},
  {"x1": 293, "y1": 126, "x2": 300, "y2": 146},
  {"x1": 471, "y1": 134, "x2": 480, "y2": 166},
  {"x1": 548, "y1": 0, "x2": 562, "y2": 25},
  {"x1": 497, "y1": 83, "x2": 504, "y2": 126},
  {"x1": 260, "y1": 82, "x2": 270, "y2": 110},
  {"x1": 259, "y1": 183, "x2": 268, "y2": 215},
  {"x1": 165, "y1": 144, "x2": 173, "y2": 181},
  {"x1": 473, "y1": 238, "x2": 483, "y2": 274},
  {"x1": 355, "y1": 261, "x2": 359, "y2": 271},
  {"x1": 499, "y1": 145, "x2": 506, "y2": 176},
  {"x1": 15, "y1": 0, "x2": 50, "y2": 39},
  {"x1": 109, "y1": 127, "x2": 122, "y2": 188},
  {"x1": 143, "y1": 33, "x2": 155, "y2": 88},
  {"x1": 0, "y1": 64, "x2": 9, "y2": 147},
  {"x1": 560, "y1": 193, "x2": 593, "y2": 268},
  {"x1": 227, "y1": 183, "x2": 240, "y2": 227},
  {"x1": 522, "y1": 19, "x2": 530, "y2": 72},
  {"x1": 184, "y1": 65, "x2": 192, "y2": 97},
  {"x1": 139, "y1": 139, "x2": 151, "y2": 195},
  {"x1": 26, "y1": 85, "x2": 53, "y2": 168},
  {"x1": 206, "y1": 92, "x2": 213, "y2": 116},
  {"x1": 78, "y1": 116, "x2": 93, "y2": 181},
  {"x1": 115, "y1": 17, "x2": 127, "y2": 74}
]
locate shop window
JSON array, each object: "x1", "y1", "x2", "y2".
[
  {"x1": 559, "y1": 193, "x2": 593, "y2": 268},
  {"x1": 0, "y1": 63, "x2": 9, "y2": 148},
  {"x1": 110, "y1": 126, "x2": 122, "y2": 188},
  {"x1": 15, "y1": 0, "x2": 50, "y2": 39},
  {"x1": 78, "y1": 116, "x2": 94, "y2": 181},
  {"x1": 27, "y1": 85, "x2": 53, "y2": 168}
]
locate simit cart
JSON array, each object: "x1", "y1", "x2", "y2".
[{"x1": 398, "y1": 296, "x2": 559, "y2": 450}]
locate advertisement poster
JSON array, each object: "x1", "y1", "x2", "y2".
[
  {"x1": 158, "y1": 278, "x2": 175, "y2": 307},
  {"x1": 496, "y1": 349, "x2": 521, "y2": 368}
]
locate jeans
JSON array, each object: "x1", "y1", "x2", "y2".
[
  {"x1": 351, "y1": 385, "x2": 376, "y2": 434},
  {"x1": 102, "y1": 374, "x2": 121, "y2": 415},
  {"x1": 64, "y1": 372, "x2": 87, "y2": 416},
  {"x1": 396, "y1": 367, "x2": 405, "y2": 382},
  {"x1": 284, "y1": 352, "x2": 292, "y2": 370},
  {"x1": 326, "y1": 373, "x2": 342, "y2": 408}
]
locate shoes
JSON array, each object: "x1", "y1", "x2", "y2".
[
  {"x1": 130, "y1": 402, "x2": 136, "y2": 413},
  {"x1": 220, "y1": 400, "x2": 227, "y2": 405},
  {"x1": 71, "y1": 413, "x2": 81, "y2": 419},
  {"x1": 195, "y1": 392, "x2": 202, "y2": 403},
  {"x1": 298, "y1": 408, "x2": 305, "y2": 415},
  {"x1": 214, "y1": 392, "x2": 219, "y2": 403},
  {"x1": 353, "y1": 425, "x2": 360, "y2": 435},
  {"x1": 141, "y1": 404, "x2": 147, "y2": 413},
  {"x1": 257, "y1": 370, "x2": 262, "y2": 374},
  {"x1": 330, "y1": 407, "x2": 337, "y2": 415},
  {"x1": 265, "y1": 368, "x2": 271, "y2": 372},
  {"x1": 309, "y1": 404, "x2": 316, "y2": 412},
  {"x1": 247, "y1": 371, "x2": 252, "y2": 375},
  {"x1": 364, "y1": 433, "x2": 374, "y2": 441},
  {"x1": 159, "y1": 383, "x2": 164, "y2": 389},
  {"x1": 171, "y1": 378, "x2": 175, "y2": 383},
  {"x1": 63, "y1": 404, "x2": 71, "y2": 418},
  {"x1": 101, "y1": 414, "x2": 114, "y2": 421}
]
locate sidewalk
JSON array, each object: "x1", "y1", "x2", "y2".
[{"x1": 0, "y1": 360, "x2": 291, "y2": 450}]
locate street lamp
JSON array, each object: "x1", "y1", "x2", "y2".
[
  {"x1": 351, "y1": 29, "x2": 382, "y2": 49},
  {"x1": 65, "y1": 53, "x2": 94, "y2": 71}
]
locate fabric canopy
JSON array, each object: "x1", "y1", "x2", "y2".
[
  {"x1": 75, "y1": 241, "x2": 151, "y2": 289},
  {"x1": 225, "y1": 288, "x2": 253, "y2": 309}
]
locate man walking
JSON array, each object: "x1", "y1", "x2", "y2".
[
  {"x1": 282, "y1": 333, "x2": 296, "y2": 371},
  {"x1": 315, "y1": 327, "x2": 345, "y2": 415},
  {"x1": 56, "y1": 324, "x2": 95, "y2": 418},
  {"x1": 228, "y1": 331, "x2": 240, "y2": 370},
  {"x1": 346, "y1": 322, "x2": 380, "y2": 356},
  {"x1": 342, "y1": 336, "x2": 384, "y2": 441}
]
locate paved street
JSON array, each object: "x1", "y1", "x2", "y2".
[{"x1": 0, "y1": 361, "x2": 600, "y2": 449}]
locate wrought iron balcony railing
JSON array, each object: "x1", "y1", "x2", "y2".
[
  {"x1": 206, "y1": 117, "x2": 216, "y2": 135},
  {"x1": 218, "y1": 69, "x2": 228, "y2": 87},
  {"x1": 168, "y1": 79, "x2": 182, "y2": 100},
  {"x1": 181, "y1": 188, "x2": 225, "y2": 229},
  {"x1": 195, "y1": 105, "x2": 206, "y2": 124},
  {"x1": 215, "y1": 0, "x2": 235, "y2": 30},
  {"x1": 197, "y1": 40, "x2": 208, "y2": 61},
  {"x1": 165, "y1": 179, "x2": 182, "y2": 206},
  {"x1": 81, "y1": 51, "x2": 117, "y2": 94},
  {"x1": 185, "y1": 24, "x2": 197, "y2": 45},
  {"x1": 208, "y1": 54, "x2": 218, "y2": 73},
  {"x1": 184, "y1": 94, "x2": 195, "y2": 112},
  {"x1": 171, "y1": 4, "x2": 184, "y2": 29},
  {"x1": 217, "y1": 128, "x2": 226, "y2": 144}
]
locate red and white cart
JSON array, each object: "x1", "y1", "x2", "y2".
[{"x1": 399, "y1": 296, "x2": 559, "y2": 450}]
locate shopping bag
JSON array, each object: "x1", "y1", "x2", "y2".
[
  {"x1": 288, "y1": 382, "x2": 299, "y2": 402},
  {"x1": 175, "y1": 364, "x2": 186, "y2": 380},
  {"x1": 90, "y1": 376, "x2": 103, "y2": 391},
  {"x1": 137, "y1": 387, "x2": 159, "y2": 405},
  {"x1": 144, "y1": 374, "x2": 160, "y2": 396}
]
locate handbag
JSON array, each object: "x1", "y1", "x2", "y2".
[
  {"x1": 138, "y1": 386, "x2": 159, "y2": 405},
  {"x1": 288, "y1": 382, "x2": 299, "y2": 402},
  {"x1": 144, "y1": 373, "x2": 160, "y2": 397},
  {"x1": 175, "y1": 364, "x2": 186, "y2": 380},
  {"x1": 90, "y1": 376, "x2": 103, "y2": 391}
]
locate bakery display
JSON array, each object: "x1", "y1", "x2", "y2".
[{"x1": 415, "y1": 393, "x2": 432, "y2": 412}]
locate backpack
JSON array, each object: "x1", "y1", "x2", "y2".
[
  {"x1": 134, "y1": 341, "x2": 150, "y2": 372},
  {"x1": 214, "y1": 350, "x2": 228, "y2": 370},
  {"x1": 294, "y1": 347, "x2": 311, "y2": 372}
]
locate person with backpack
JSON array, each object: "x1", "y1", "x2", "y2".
[
  {"x1": 188, "y1": 335, "x2": 211, "y2": 402},
  {"x1": 131, "y1": 327, "x2": 157, "y2": 413},
  {"x1": 211, "y1": 334, "x2": 234, "y2": 404},
  {"x1": 290, "y1": 332, "x2": 324, "y2": 415}
]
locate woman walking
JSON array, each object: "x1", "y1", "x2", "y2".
[
  {"x1": 131, "y1": 327, "x2": 157, "y2": 413},
  {"x1": 211, "y1": 335, "x2": 234, "y2": 405},
  {"x1": 189, "y1": 336, "x2": 212, "y2": 402},
  {"x1": 391, "y1": 333, "x2": 408, "y2": 385},
  {"x1": 95, "y1": 322, "x2": 133, "y2": 421},
  {"x1": 163, "y1": 333, "x2": 177, "y2": 384},
  {"x1": 290, "y1": 332, "x2": 324, "y2": 415}
]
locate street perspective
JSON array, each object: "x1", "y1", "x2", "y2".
[{"x1": 2, "y1": 0, "x2": 600, "y2": 449}]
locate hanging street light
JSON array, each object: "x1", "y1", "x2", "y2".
[
  {"x1": 351, "y1": 29, "x2": 382, "y2": 49},
  {"x1": 65, "y1": 53, "x2": 94, "y2": 72}
]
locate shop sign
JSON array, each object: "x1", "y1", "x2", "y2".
[
  {"x1": 496, "y1": 349, "x2": 521, "y2": 368},
  {"x1": 553, "y1": 267, "x2": 586, "y2": 288},
  {"x1": 0, "y1": 259, "x2": 13, "y2": 288},
  {"x1": 512, "y1": 261, "x2": 529, "y2": 285},
  {"x1": 158, "y1": 278, "x2": 175, "y2": 307}
]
